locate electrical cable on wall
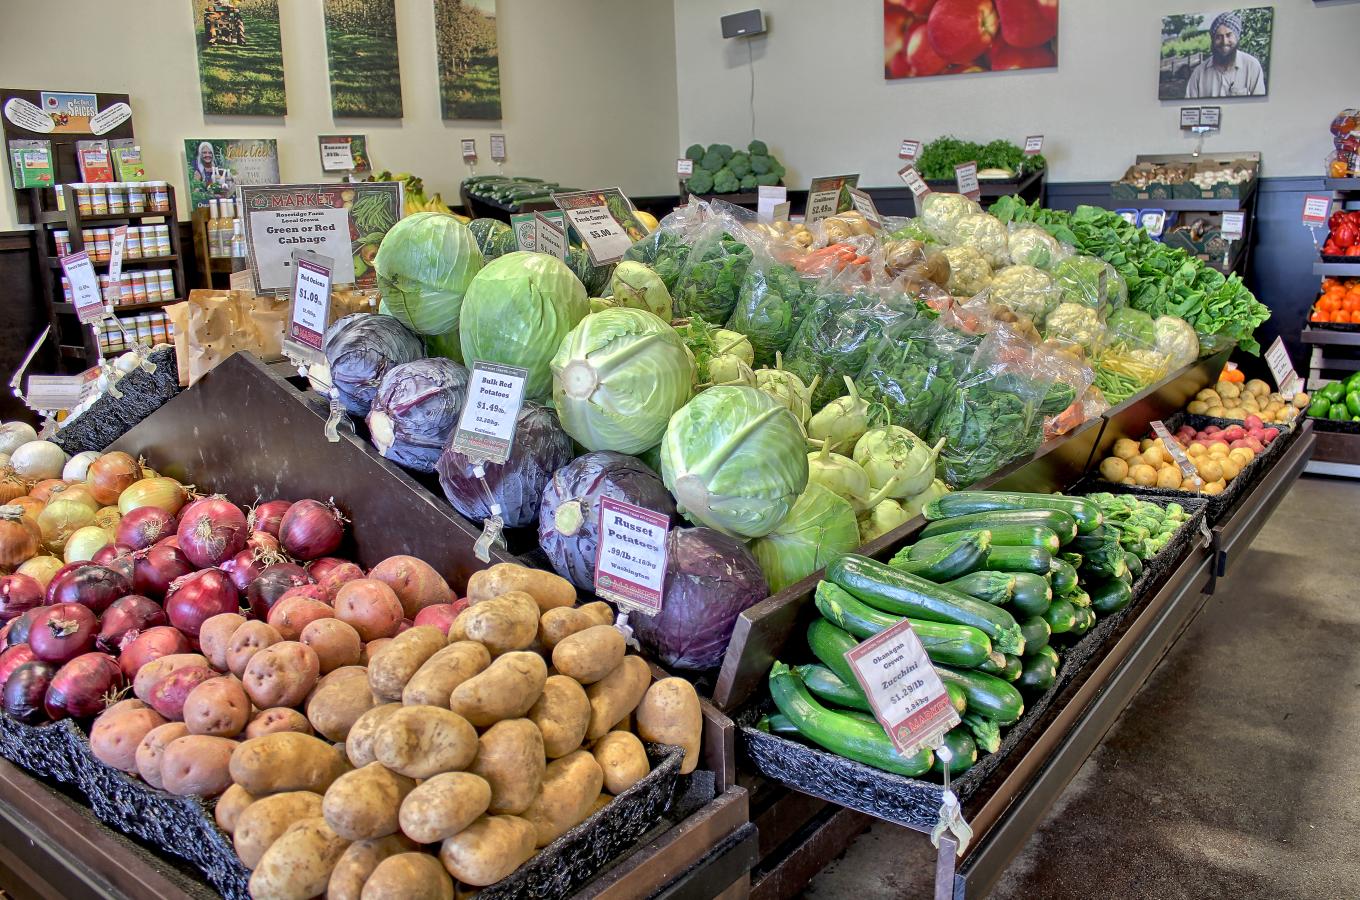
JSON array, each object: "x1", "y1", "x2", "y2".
[{"x1": 747, "y1": 38, "x2": 756, "y2": 141}]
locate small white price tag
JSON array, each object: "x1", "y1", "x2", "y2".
[
  {"x1": 489, "y1": 133, "x2": 506, "y2": 163},
  {"x1": 848, "y1": 187, "x2": 881, "y2": 228},
  {"x1": 107, "y1": 225, "x2": 128, "y2": 300},
  {"x1": 772, "y1": 201, "x2": 791, "y2": 222},
  {"x1": 1302, "y1": 195, "x2": 1332, "y2": 227},
  {"x1": 61, "y1": 250, "x2": 106, "y2": 324},
  {"x1": 1265, "y1": 336, "x2": 1302, "y2": 400},
  {"x1": 229, "y1": 268, "x2": 256, "y2": 293},
  {"x1": 460, "y1": 139, "x2": 477, "y2": 165},
  {"x1": 286, "y1": 250, "x2": 334, "y2": 363},
  {"x1": 1179, "y1": 107, "x2": 1202, "y2": 129},
  {"x1": 899, "y1": 165, "x2": 930, "y2": 198},
  {"x1": 1023, "y1": 135, "x2": 1044, "y2": 156},
  {"x1": 593, "y1": 497, "x2": 670, "y2": 615},
  {"x1": 534, "y1": 212, "x2": 567, "y2": 261},
  {"x1": 757, "y1": 185, "x2": 787, "y2": 222},
  {"x1": 1151, "y1": 420, "x2": 1196, "y2": 478},
  {"x1": 676, "y1": 158, "x2": 694, "y2": 178},
  {"x1": 25, "y1": 369, "x2": 101, "y2": 412},
  {"x1": 899, "y1": 139, "x2": 921, "y2": 161},
  {"x1": 954, "y1": 162, "x2": 980, "y2": 200},
  {"x1": 319, "y1": 139, "x2": 355, "y2": 172},
  {"x1": 845, "y1": 618, "x2": 959, "y2": 757},
  {"x1": 451, "y1": 362, "x2": 529, "y2": 465},
  {"x1": 1199, "y1": 106, "x2": 1221, "y2": 128},
  {"x1": 554, "y1": 191, "x2": 636, "y2": 265},
  {"x1": 1221, "y1": 211, "x2": 1245, "y2": 241}
]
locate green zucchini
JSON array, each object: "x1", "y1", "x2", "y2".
[
  {"x1": 1070, "y1": 525, "x2": 1108, "y2": 552},
  {"x1": 976, "y1": 651, "x2": 1006, "y2": 676},
  {"x1": 944, "y1": 571, "x2": 1016, "y2": 606},
  {"x1": 828, "y1": 555, "x2": 1026, "y2": 655},
  {"x1": 806, "y1": 619, "x2": 864, "y2": 693},
  {"x1": 794, "y1": 664, "x2": 873, "y2": 712},
  {"x1": 936, "y1": 666, "x2": 1025, "y2": 724},
  {"x1": 1019, "y1": 615, "x2": 1050, "y2": 652},
  {"x1": 920, "y1": 508, "x2": 1078, "y2": 545},
  {"x1": 1017, "y1": 652, "x2": 1057, "y2": 694},
  {"x1": 923, "y1": 491, "x2": 1103, "y2": 534},
  {"x1": 1060, "y1": 551, "x2": 1084, "y2": 570},
  {"x1": 1043, "y1": 598, "x2": 1078, "y2": 634},
  {"x1": 932, "y1": 727, "x2": 978, "y2": 775},
  {"x1": 762, "y1": 713, "x2": 801, "y2": 737},
  {"x1": 961, "y1": 712, "x2": 1001, "y2": 754},
  {"x1": 945, "y1": 681, "x2": 968, "y2": 715},
  {"x1": 984, "y1": 654, "x2": 1021, "y2": 681},
  {"x1": 1089, "y1": 578, "x2": 1133, "y2": 615},
  {"x1": 768, "y1": 663, "x2": 934, "y2": 777},
  {"x1": 813, "y1": 582, "x2": 994, "y2": 667},
  {"x1": 1010, "y1": 573, "x2": 1052, "y2": 616},
  {"x1": 1070, "y1": 606, "x2": 1097, "y2": 635},
  {"x1": 1049, "y1": 557, "x2": 1078, "y2": 594},
  {"x1": 978, "y1": 545, "x2": 1052, "y2": 576},
  {"x1": 890, "y1": 532, "x2": 991, "y2": 581},
  {"x1": 1063, "y1": 588, "x2": 1091, "y2": 609},
  {"x1": 910, "y1": 525, "x2": 1058, "y2": 555},
  {"x1": 1125, "y1": 553, "x2": 1144, "y2": 579},
  {"x1": 1034, "y1": 644, "x2": 1060, "y2": 667}
]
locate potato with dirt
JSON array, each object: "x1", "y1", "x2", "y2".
[
  {"x1": 537, "y1": 602, "x2": 613, "y2": 648},
  {"x1": 334, "y1": 579, "x2": 404, "y2": 642},
  {"x1": 468, "y1": 718, "x2": 545, "y2": 815},
  {"x1": 249, "y1": 816, "x2": 351, "y2": 900},
  {"x1": 635, "y1": 677, "x2": 704, "y2": 775},
  {"x1": 183, "y1": 675, "x2": 251, "y2": 737},
  {"x1": 323, "y1": 761, "x2": 416, "y2": 841},
  {"x1": 345, "y1": 702, "x2": 402, "y2": 767},
  {"x1": 230, "y1": 731, "x2": 351, "y2": 797},
  {"x1": 214, "y1": 783, "x2": 255, "y2": 834},
  {"x1": 521, "y1": 750, "x2": 605, "y2": 847},
  {"x1": 401, "y1": 641, "x2": 490, "y2": 707},
  {"x1": 528, "y1": 675, "x2": 590, "y2": 759},
  {"x1": 246, "y1": 707, "x2": 313, "y2": 739},
  {"x1": 368, "y1": 625, "x2": 446, "y2": 700},
  {"x1": 467, "y1": 563, "x2": 575, "y2": 612},
  {"x1": 226, "y1": 621, "x2": 282, "y2": 677},
  {"x1": 449, "y1": 651, "x2": 546, "y2": 727},
  {"x1": 373, "y1": 705, "x2": 478, "y2": 779},
  {"x1": 133, "y1": 653, "x2": 209, "y2": 702},
  {"x1": 585, "y1": 656, "x2": 651, "y2": 740},
  {"x1": 438, "y1": 815, "x2": 537, "y2": 887},
  {"x1": 327, "y1": 836, "x2": 411, "y2": 900},
  {"x1": 460, "y1": 592, "x2": 538, "y2": 655},
  {"x1": 243, "y1": 640, "x2": 320, "y2": 709},
  {"x1": 362, "y1": 852, "x2": 454, "y2": 900},
  {"x1": 90, "y1": 699, "x2": 166, "y2": 773},
  {"x1": 306, "y1": 665, "x2": 377, "y2": 742},
  {"x1": 398, "y1": 771, "x2": 491, "y2": 844},
  {"x1": 199, "y1": 612, "x2": 246, "y2": 670},
  {"x1": 233, "y1": 790, "x2": 325, "y2": 869},
  {"x1": 301, "y1": 618, "x2": 363, "y2": 673},
  {"x1": 592, "y1": 731, "x2": 650, "y2": 794},
  {"x1": 552, "y1": 624, "x2": 625, "y2": 684},
  {"x1": 368, "y1": 555, "x2": 454, "y2": 617},
  {"x1": 160, "y1": 734, "x2": 237, "y2": 796}
]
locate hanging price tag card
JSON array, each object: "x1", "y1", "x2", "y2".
[
  {"x1": 284, "y1": 250, "x2": 334, "y2": 365},
  {"x1": 899, "y1": 139, "x2": 921, "y2": 161},
  {"x1": 61, "y1": 250, "x2": 106, "y2": 324},
  {"x1": 460, "y1": 139, "x2": 478, "y2": 165},
  {"x1": 552, "y1": 188, "x2": 646, "y2": 265},
  {"x1": 489, "y1": 133, "x2": 507, "y2": 163},
  {"x1": 594, "y1": 497, "x2": 670, "y2": 615},
  {"x1": 845, "y1": 619, "x2": 960, "y2": 757},
  {"x1": 1302, "y1": 195, "x2": 1332, "y2": 228},
  {"x1": 676, "y1": 158, "x2": 694, "y2": 178},
  {"x1": 1265, "y1": 336, "x2": 1302, "y2": 400},
  {"x1": 107, "y1": 225, "x2": 128, "y2": 301},
  {"x1": 899, "y1": 165, "x2": 930, "y2": 198},
  {"x1": 1179, "y1": 107, "x2": 1202, "y2": 129},
  {"x1": 534, "y1": 212, "x2": 568, "y2": 260},
  {"x1": 25, "y1": 368, "x2": 101, "y2": 412},
  {"x1": 954, "y1": 162, "x2": 980, "y2": 201},
  {"x1": 1221, "y1": 211, "x2": 1245, "y2": 241},
  {"x1": 1199, "y1": 106, "x2": 1221, "y2": 128},
  {"x1": 1023, "y1": 135, "x2": 1044, "y2": 155},
  {"x1": 1151, "y1": 420, "x2": 1197, "y2": 479},
  {"x1": 847, "y1": 187, "x2": 882, "y2": 228},
  {"x1": 450, "y1": 362, "x2": 529, "y2": 464}
]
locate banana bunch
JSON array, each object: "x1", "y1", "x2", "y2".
[{"x1": 405, "y1": 192, "x2": 460, "y2": 218}]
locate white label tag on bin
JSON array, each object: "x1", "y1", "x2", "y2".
[
  {"x1": 848, "y1": 187, "x2": 881, "y2": 228},
  {"x1": 451, "y1": 361, "x2": 528, "y2": 465},
  {"x1": 1302, "y1": 195, "x2": 1331, "y2": 228},
  {"x1": 844, "y1": 618, "x2": 959, "y2": 758},
  {"x1": 757, "y1": 185, "x2": 786, "y2": 222},
  {"x1": 1265, "y1": 336, "x2": 1301, "y2": 400},
  {"x1": 61, "y1": 251, "x2": 106, "y2": 324},
  {"x1": 461, "y1": 139, "x2": 477, "y2": 164},
  {"x1": 954, "y1": 162, "x2": 980, "y2": 201},
  {"x1": 1023, "y1": 135, "x2": 1044, "y2": 155},
  {"x1": 489, "y1": 133, "x2": 506, "y2": 163},
  {"x1": 676, "y1": 158, "x2": 694, "y2": 178},
  {"x1": 900, "y1": 165, "x2": 930, "y2": 198},
  {"x1": 593, "y1": 497, "x2": 670, "y2": 615},
  {"x1": 1221, "y1": 212, "x2": 1245, "y2": 241},
  {"x1": 25, "y1": 369, "x2": 100, "y2": 411},
  {"x1": 899, "y1": 139, "x2": 920, "y2": 161}
]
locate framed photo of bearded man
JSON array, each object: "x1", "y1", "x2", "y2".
[{"x1": 1158, "y1": 8, "x2": 1273, "y2": 100}]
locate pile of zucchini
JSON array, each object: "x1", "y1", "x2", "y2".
[
  {"x1": 463, "y1": 175, "x2": 577, "y2": 210},
  {"x1": 765, "y1": 491, "x2": 1145, "y2": 780}
]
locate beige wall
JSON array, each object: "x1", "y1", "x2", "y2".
[
  {"x1": 673, "y1": 1, "x2": 1360, "y2": 188},
  {"x1": 0, "y1": 0, "x2": 680, "y2": 231}
]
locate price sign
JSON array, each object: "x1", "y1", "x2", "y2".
[
  {"x1": 534, "y1": 212, "x2": 567, "y2": 260},
  {"x1": 847, "y1": 187, "x2": 882, "y2": 228},
  {"x1": 757, "y1": 185, "x2": 787, "y2": 222},
  {"x1": 1302, "y1": 195, "x2": 1332, "y2": 227},
  {"x1": 1199, "y1": 106, "x2": 1221, "y2": 128},
  {"x1": 1151, "y1": 420, "x2": 1196, "y2": 479},
  {"x1": 450, "y1": 362, "x2": 529, "y2": 464},
  {"x1": 489, "y1": 133, "x2": 507, "y2": 163},
  {"x1": 285, "y1": 250, "x2": 334, "y2": 363},
  {"x1": 511, "y1": 212, "x2": 537, "y2": 251},
  {"x1": 772, "y1": 201, "x2": 791, "y2": 222},
  {"x1": 61, "y1": 250, "x2": 106, "y2": 324},
  {"x1": 1265, "y1": 336, "x2": 1302, "y2": 400},
  {"x1": 460, "y1": 139, "x2": 477, "y2": 164},
  {"x1": 106, "y1": 225, "x2": 128, "y2": 300},
  {"x1": 1221, "y1": 211, "x2": 1246, "y2": 241},
  {"x1": 1139, "y1": 209, "x2": 1167, "y2": 238},
  {"x1": 552, "y1": 189, "x2": 642, "y2": 265},
  {"x1": 25, "y1": 368, "x2": 101, "y2": 412},
  {"x1": 899, "y1": 165, "x2": 930, "y2": 198},
  {"x1": 676, "y1": 158, "x2": 694, "y2": 178},
  {"x1": 805, "y1": 175, "x2": 858, "y2": 225},
  {"x1": 1179, "y1": 107, "x2": 1202, "y2": 129},
  {"x1": 1023, "y1": 135, "x2": 1044, "y2": 156},
  {"x1": 954, "y1": 162, "x2": 980, "y2": 200},
  {"x1": 593, "y1": 497, "x2": 670, "y2": 615},
  {"x1": 319, "y1": 138, "x2": 355, "y2": 172},
  {"x1": 845, "y1": 618, "x2": 959, "y2": 757},
  {"x1": 899, "y1": 139, "x2": 921, "y2": 161},
  {"x1": 229, "y1": 267, "x2": 256, "y2": 293}
]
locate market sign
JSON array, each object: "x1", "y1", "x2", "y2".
[{"x1": 845, "y1": 618, "x2": 959, "y2": 758}]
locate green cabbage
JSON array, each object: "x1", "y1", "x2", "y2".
[
  {"x1": 459, "y1": 251, "x2": 589, "y2": 400},
  {"x1": 375, "y1": 212, "x2": 484, "y2": 336},
  {"x1": 749, "y1": 484, "x2": 860, "y2": 593},
  {"x1": 660, "y1": 386, "x2": 809, "y2": 539},
  {"x1": 552, "y1": 308, "x2": 695, "y2": 454}
]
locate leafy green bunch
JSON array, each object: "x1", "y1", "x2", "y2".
[{"x1": 673, "y1": 232, "x2": 753, "y2": 324}]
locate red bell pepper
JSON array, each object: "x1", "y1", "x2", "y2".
[{"x1": 1334, "y1": 221, "x2": 1360, "y2": 249}]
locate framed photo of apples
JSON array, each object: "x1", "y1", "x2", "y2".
[{"x1": 884, "y1": 0, "x2": 1058, "y2": 79}]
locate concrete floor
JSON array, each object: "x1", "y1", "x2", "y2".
[{"x1": 804, "y1": 475, "x2": 1360, "y2": 899}]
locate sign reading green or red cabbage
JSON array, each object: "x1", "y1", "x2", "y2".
[
  {"x1": 593, "y1": 497, "x2": 670, "y2": 615},
  {"x1": 375, "y1": 212, "x2": 484, "y2": 336}
]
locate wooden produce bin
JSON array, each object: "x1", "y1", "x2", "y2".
[{"x1": 0, "y1": 352, "x2": 753, "y2": 900}]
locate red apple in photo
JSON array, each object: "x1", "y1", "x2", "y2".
[
  {"x1": 905, "y1": 22, "x2": 948, "y2": 76},
  {"x1": 888, "y1": 48, "x2": 914, "y2": 79},
  {"x1": 904, "y1": 0, "x2": 938, "y2": 14},
  {"x1": 885, "y1": 4, "x2": 912, "y2": 59},
  {"x1": 989, "y1": 37, "x2": 1056, "y2": 70},
  {"x1": 995, "y1": 0, "x2": 1058, "y2": 49},
  {"x1": 927, "y1": 0, "x2": 999, "y2": 65}
]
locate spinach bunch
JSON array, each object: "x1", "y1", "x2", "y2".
[
  {"x1": 673, "y1": 232, "x2": 752, "y2": 324},
  {"x1": 623, "y1": 229, "x2": 691, "y2": 293},
  {"x1": 930, "y1": 369, "x2": 1055, "y2": 487},
  {"x1": 854, "y1": 321, "x2": 977, "y2": 437},
  {"x1": 726, "y1": 260, "x2": 820, "y2": 367},
  {"x1": 783, "y1": 288, "x2": 916, "y2": 411}
]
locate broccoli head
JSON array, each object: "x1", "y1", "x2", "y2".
[
  {"x1": 685, "y1": 144, "x2": 705, "y2": 162},
  {"x1": 748, "y1": 139, "x2": 769, "y2": 156},
  {"x1": 700, "y1": 149, "x2": 726, "y2": 172},
  {"x1": 712, "y1": 168, "x2": 740, "y2": 194},
  {"x1": 686, "y1": 169, "x2": 715, "y2": 194},
  {"x1": 712, "y1": 143, "x2": 735, "y2": 162},
  {"x1": 740, "y1": 174, "x2": 758, "y2": 190},
  {"x1": 770, "y1": 161, "x2": 787, "y2": 180},
  {"x1": 749, "y1": 154, "x2": 773, "y2": 175},
  {"x1": 754, "y1": 172, "x2": 781, "y2": 186},
  {"x1": 727, "y1": 152, "x2": 752, "y2": 177}
]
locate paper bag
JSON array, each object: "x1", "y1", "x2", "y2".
[{"x1": 169, "y1": 290, "x2": 289, "y2": 386}]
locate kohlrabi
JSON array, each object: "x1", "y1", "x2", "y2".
[
  {"x1": 808, "y1": 376, "x2": 876, "y2": 454},
  {"x1": 755, "y1": 352, "x2": 819, "y2": 425},
  {"x1": 858, "y1": 498, "x2": 912, "y2": 543},
  {"x1": 852, "y1": 425, "x2": 945, "y2": 499},
  {"x1": 707, "y1": 355, "x2": 756, "y2": 388},
  {"x1": 806, "y1": 441, "x2": 898, "y2": 512},
  {"x1": 902, "y1": 478, "x2": 949, "y2": 517},
  {"x1": 609, "y1": 261, "x2": 673, "y2": 319}
]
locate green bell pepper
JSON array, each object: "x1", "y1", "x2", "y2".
[
  {"x1": 1346, "y1": 371, "x2": 1360, "y2": 393},
  {"x1": 1329, "y1": 403, "x2": 1350, "y2": 421},
  {"x1": 1309, "y1": 398, "x2": 1332, "y2": 418},
  {"x1": 1321, "y1": 382, "x2": 1347, "y2": 404},
  {"x1": 1348, "y1": 392, "x2": 1360, "y2": 418}
]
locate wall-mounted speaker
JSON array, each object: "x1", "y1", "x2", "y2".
[{"x1": 721, "y1": 9, "x2": 765, "y2": 39}]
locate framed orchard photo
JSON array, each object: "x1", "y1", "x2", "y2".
[{"x1": 1159, "y1": 8, "x2": 1274, "y2": 100}]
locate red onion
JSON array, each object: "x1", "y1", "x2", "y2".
[
  {"x1": 45, "y1": 652, "x2": 124, "y2": 720},
  {"x1": 248, "y1": 500, "x2": 292, "y2": 538},
  {"x1": 0, "y1": 573, "x2": 45, "y2": 623},
  {"x1": 3, "y1": 661, "x2": 57, "y2": 723},
  {"x1": 246, "y1": 563, "x2": 311, "y2": 620},
  {"x1": 0, "y1": 643, "x2": 36, "y2": 686},
  {"x1": 118, "y1": 626, "x2": 191, "y2": 680},
  {"x1": 44, "y1": 563, "x2": 86, "y2": 602},
  {"x1": 4, "y1": 605, "x2": 49, "y2": 649},
  {"x1": 165, "y1": 569, "x2": 240, "y2": 640},
  {"x1": 312, "y1": 560, "x2": 364, "y2": 601},
  {"x1": 28, "y1": 603, "x2": 98, "y2": 664},
  {"x1": 246, "y1": 530, "x2": 282, "y2": 558},
  {"x1": 222, "y1": 549, "x2": 264, "y2": 594},
  {"x1": 307, "y1": 557, "x2": 349, "y2": 583},
  {"x1": 412, "y1": 603, "x2": 458, "y2": 636},
  {"x1": 158, "y1": 534, "x2": 181, "y2": 550},
  {"x1": 92, "y1": 543, "x2": 137, "y2": 567},
  {"x1": 115, "y1": 506, "x2": 178, "y2": 551},
  {"x1": 0, "y1": 620, "x2": 9, "y2": 647},
  {"x1": 96, "y1": 595, "x2": 167, "y2": 654},
  {"x1": 47, "y1": 564, "x2": 133, "y2": 616},
  {"x1": 133, "y1": 543, "x2": 195, "y2": 599},
  {"x1": 176, "y1": 497, "x2": 248, "y2": 569},
  {"x1": 278, "y1": 500, "x2": 345, "y2": 561}
]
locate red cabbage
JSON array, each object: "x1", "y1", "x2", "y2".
[
  {"x1": 367, "y1": 357, "x2": 470, "y2": 473},
  {"x1": 436, "y1": 402, "x2": 574, "y2": 528},
  {"x1": 537, "y1": 451, "x2": 679, "y2": 591},
  {"x1": 629, "y1": 527, "x2": 768, "y2": 671},
  {"x1": 324, "y1": 313, "x2": 425, "y2": 415}
]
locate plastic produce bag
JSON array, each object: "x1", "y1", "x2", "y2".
[
  {"x1": 854, "y1": 317, "x2": 977, "y2": 438},
  {"x1": 1094, "y1": 308, "x2": 1171, "y2": 403},
  {"x1": 976, "y1": 264, "x2": 1061, "y2": 329},
  {"x1": 1052, "y1": 253, "x2": 1128, "y2": 316},
  {"x1": 920, "y1": 192, "x2": 981, "y2": 243},
  {"x1": 725, "y1": 247, "x2": 822, "y2": 368},
  {"x1": 622, "y1": 197, "x2": 707, "y2": 292},
  {"x1": 670, "y1": 221, "x2": 754, "y2": 324}
]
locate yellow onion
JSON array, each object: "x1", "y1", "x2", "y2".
[
  {"x1": 0, "y1": 467, "x2": 27, "y2": 505},
  {"x1": 63, "y1": 450, "x2": 101, "y2": 482},
  {"x1": 118, "y1": 476, "x2": 189, "y2": 516},
  {"x1": 87, "y1": 452, "x2": 141, "y2": 506},
  {"x1": 9, "y1": 496, "x2": 43, "y2": 520},
  {"x1": 0, "y1": 505, "x2": 40, "y2": 568},
  {"x1": 64, "y1": 525, "x2": 113, "y2": 563},
  {"x1": 28, "y1": 478, "x2": 69, "y2": 503},
  {"x1": 94, "y1": 506, "x2": 122, "y2": 531},
  {"x1": 46, "y1": 482, "x2": 100, "y2": 513},
  {"x1": 16, "y1": 554, "x2": 64, "y2": 589},
  {"x1": 38, "y1": 497, "x2": 96, "y2": 553}
]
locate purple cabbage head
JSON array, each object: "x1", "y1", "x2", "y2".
[
  {"x1": 538, "y1": 451, "x2": 679, "y2": 591},
  {"x1": 437, "y1": 402, "x2": 574, "y2": 527},
  {"x1": 630, "y1": 526, "x2": 769, "y2": 671},
  {"x1": 366, "y1": 357, "x2": 470, "y2": 472},
  {"x1": 324, "y1": 313, "x2": 425, "y2": 415}
]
